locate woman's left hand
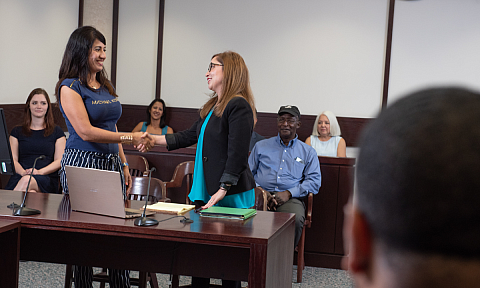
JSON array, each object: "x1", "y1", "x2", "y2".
[
  {"x1": 202, "y1": 188, "x2": 228, "y2": 209},
  {"x1": 32, "y1": 168, "x2": 42, "y2": 175},
  {"x1": 25, "y1": 168, "x2": 42, "y2": 175},
  {"x1": 123, "y1": 166, "x2": 132, "y2": 194}
]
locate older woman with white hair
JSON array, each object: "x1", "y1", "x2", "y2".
[{"x1": 305, "y1": 111, "x2": 346, "y2": 157}]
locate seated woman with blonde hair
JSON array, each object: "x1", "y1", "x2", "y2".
[
  {"x1": 132, "y1": 99, "x2": 173, "y2": 135},
  {"x1": 305, "y1": 110, "x2": 346, "y2": 157}
]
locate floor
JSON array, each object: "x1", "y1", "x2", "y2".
[{"x1": 18, "y1": 261, "x2": 355, "y2": 287}]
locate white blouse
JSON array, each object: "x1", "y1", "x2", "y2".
[{"x1": 310, "y1": 135, "x2": 342, "y2": 157}]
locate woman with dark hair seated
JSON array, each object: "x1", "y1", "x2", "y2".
[
  {"x1": 132, "y1": 99, "x2": 173, "y2": 135},
  {"x1": 6, "y1": 88, "x2": 66, "y2": 193}
]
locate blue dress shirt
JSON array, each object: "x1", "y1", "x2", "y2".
[{"x1": 248, "y1": 134, "x2": 321, "y2": 198}]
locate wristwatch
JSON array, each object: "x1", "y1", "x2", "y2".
[
  {"x1": 219, "y1": 183, "x2": 231, "y2": 191},
  {"x1": 122, "y1": 162, "x2": 129, "y2": 168}
]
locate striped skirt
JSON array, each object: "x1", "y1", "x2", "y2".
[
  {"x1": 59, "y1": 148, "x2": 126, "y2": 199},
  {"x1": 59, "y1": 149, "x2": 130, "y2": 287}
]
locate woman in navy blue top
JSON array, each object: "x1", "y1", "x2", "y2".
[
  {"x1": 54, "y1": 25, "x2": 152, "y2": 288},
  {"x1": 5, "y1": 88, "x2": 65, "y2": 193}
]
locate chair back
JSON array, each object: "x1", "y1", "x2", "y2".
[
  {"x1": 127, "y1": 176, "x2": 167, "y2": 203},
  {"x1": 165, "y1": 161, "x2": 194, "y2": 204},
  {"x1": 254, "y1": 187, "x2": 268, "y2": 211},
  {"x1": 125, "y1": 154, "x2": 150, "y2": 177}
]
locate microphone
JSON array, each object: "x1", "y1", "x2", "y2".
[
  {"x1": 13, "y1": 155, "x2": 45, "y2": 216},
  {"x1": 180, "y1": 216, "x2": 193, "y2": 224},
  {"x1": 134, "y1": 167, "x2": 159, "y2": 226}
]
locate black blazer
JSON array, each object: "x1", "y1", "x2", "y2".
[{"x1": 165, "y1": 97, "x2": 255, "y2": 196}]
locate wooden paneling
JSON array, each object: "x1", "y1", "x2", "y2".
[
  {"x1": 0, "y1": 104, "x2": 66, "y2": 133},
  {"x1": 304, "y1": 156, "x2": 355, "y2": 269},
  {"x1": 119, "y1": 106, "x2": 372, "y2": 147},
  {"x1": 335, "y1": 166, "x2": 355, "y2": 255},
  {"x1": 305, "y1": 164, "x2": 339, "y2": 254},
  {"x1": 122, "y1": 145, "x2": 196, "y2": 204},
  {"x1": 0, "y1": 103, "x2": 371, "y2": 147}
]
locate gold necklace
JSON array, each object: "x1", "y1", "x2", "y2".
[{"x1": 89, "y1": 81, "x2": 98, "y2": 89}]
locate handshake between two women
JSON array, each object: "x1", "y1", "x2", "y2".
[{"x1": 131, "y1": 132, "x2": 161, "y2": 152}]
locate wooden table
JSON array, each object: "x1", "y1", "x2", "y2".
[
  {"x1": 122, "y1": 145, "x2": 356, "y2": 269},
  {"x1": 0, "y1": 190, "x2": 294, "y2": 288}
]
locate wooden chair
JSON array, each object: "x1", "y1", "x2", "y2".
[
  {"x1": 164, "y1": 161, "x2": 194, "y2": 204},
  {"x1": 254, "y1": 187, "x2": 268, "y2": 211},
  {"x1": 64, "y1": 264, "x2": 159, "y2": 288},
  {"x1": 127, "y1": 176, "x2": 168, "y2": 203},
  {"x1": 296, "y1": 192, "x2": 314, "y2": 283},
  {"x1": 125, "y1": 154, "x2": 150, "y2": 177},
  {"x1": 251, "y1": 187, "x2": 314, "y2": 283}
]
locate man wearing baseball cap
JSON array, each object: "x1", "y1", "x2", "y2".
[{"x1": 248, "y1": 105, "x2": 321, "y2": 247}]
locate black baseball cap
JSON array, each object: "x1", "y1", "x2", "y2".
[{"x1": 278, "y1": 105, "x2": 300, "y2": 118}]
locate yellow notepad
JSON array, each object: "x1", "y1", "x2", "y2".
[{"x1": 144, "y1": 202, "x2": 195, "y2": 215}]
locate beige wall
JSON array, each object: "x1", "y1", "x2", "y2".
[
  {"x1": 0, "y1": 0, "x2": 78, "y2": 103},
  {"x1": 83, "y1": 0, "x2": 114, "y2": 78},
  {"x1": 2, "y1": 0, "x2": 480, "y2": 119}
]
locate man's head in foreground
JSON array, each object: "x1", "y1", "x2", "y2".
[{"x1": 344, "y1": 87, "x2": 480, "y2": 288}]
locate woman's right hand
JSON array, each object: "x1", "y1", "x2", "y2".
[
  {"x1": 202, "y1": 188, "x2": 228, "y2": 209},
  {"x1": 134, "y1": 132, "x2": 155, "y2": 152}
]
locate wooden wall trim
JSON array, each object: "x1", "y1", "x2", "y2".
[
  {"x1": 78, "y1": 0, "x2": 84, "y2": 27},
  {"x1": 382, "y1": 0, "x2": 396, "y2": 109},
  {"x1": 0, "y1": 104, "x2": 67, "y2": 133},
  {"x1": 111, "y1": 0, "x2": 119, "y2": 88},
  {"x1": 118, "y1": 105, "x2": 371, "y2": 147},
  {"x1": 1, "y1": 104, "x2": 371, "y2": 147},
  {"x1": 155, "y1": 0, "x2": 165, "y2": 99}
]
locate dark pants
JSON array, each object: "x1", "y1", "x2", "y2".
[
  {"x1": 192, "y1": 277, "x2": 241, "y2": 288},
  {"x1": 275, "y1": 197, "x2": 305, "y2": 247},
  {"x1": 73, "y1": 266, "x2": 130, "y2": 288}
]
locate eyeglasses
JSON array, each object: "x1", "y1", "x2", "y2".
[
  {"x1": 208, "y1": 62, "x2": 223, "y2": 72},
  {"x1": 277, "y1": 117, "x2": 296, "y2": 125}
]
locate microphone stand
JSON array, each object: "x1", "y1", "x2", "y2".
[
  {"x1": 13, "y1": 155, "x2": 45, "y2": 216},
  {"x1": 134, "y1": 167, "x2": 159, "y2": 226}
]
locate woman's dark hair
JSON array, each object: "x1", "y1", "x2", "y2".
[
  {"x1": 55, "y1": 26, "x2": 117, "y2": 103},
  {"x1": 146, "y1": 99, "x2": 167, "y2": 129},
  {"x1": 22, "y1": 88, "x2": 55, "y2": 137}
]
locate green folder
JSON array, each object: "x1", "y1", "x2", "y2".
[{"x1": 199, "y1": 207, "x2": 257, "y2": 220}]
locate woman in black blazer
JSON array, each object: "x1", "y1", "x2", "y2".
[
  {"x1": 141, "y1": 52, "x2": 255, "y2": 288},
  {"x1": 141, "y1": 51, "x2": 256, "y2": 210}
]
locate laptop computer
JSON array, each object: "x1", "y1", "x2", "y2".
[{"x1": 65, "y1": 165, "x2": 154, "y2": 219}]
